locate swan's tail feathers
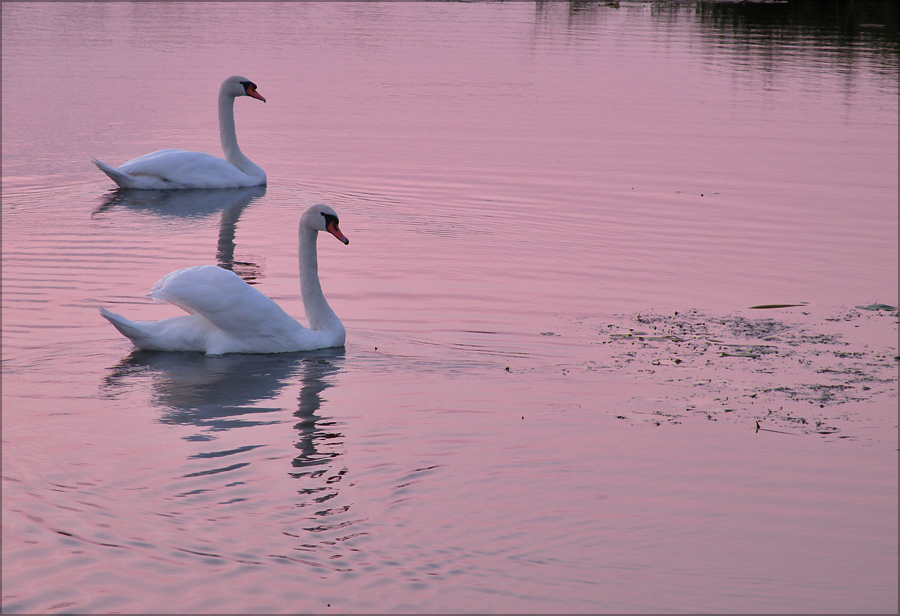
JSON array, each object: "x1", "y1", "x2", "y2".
[
  {"x1": 100, "y1": 307, "x2": 146, "y2": 345},
  {"x1": 92, "y1": 157, "x2": 132, "y2": 188}
]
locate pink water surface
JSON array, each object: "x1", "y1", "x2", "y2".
[{"x1": 3, "y1": 2, "x2": 898, "y2": 613}]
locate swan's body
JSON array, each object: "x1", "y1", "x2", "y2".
[
  {"x1": 101, "y1": 204, "x2": 349, "y2": 355},
  {"x1": 92, "y1": 76, "x2": 267, "y2": 189}
]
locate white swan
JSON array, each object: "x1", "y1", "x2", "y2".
[
  {"x1": 92, "y1": 76, "x2": 267, "y2": 189},
  {"x1": 100, "y1": 204, "x2": 349, "y2": 355}
]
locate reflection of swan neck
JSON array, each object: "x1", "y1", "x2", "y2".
[{"x1": 300, "y1": 225, "x2": 339, "y2": 331}]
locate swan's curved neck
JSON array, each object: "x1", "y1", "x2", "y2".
[
  {"x1": 299, "y1": 226, "x2": 340, "y2": 332},
  {"x1": 218, "y1": 89, "x2": 264, "y2": 179}
]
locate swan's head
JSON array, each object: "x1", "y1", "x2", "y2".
[
  {"x1": 303, "y1": 204, "x2": 349, "y2": 245},
  {"x1": 221, "y1": 75, "x2": 266, "y2": 102}
]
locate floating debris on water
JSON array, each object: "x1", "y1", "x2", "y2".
[
  {"x1": 855, "y1": 303, "x2": 896, "y2": 311},
  {"x1": 550, "y1": 306, "x2": 898, "y2": 439}
]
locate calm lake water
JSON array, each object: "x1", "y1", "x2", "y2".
[{"x1": 2, "y1": 1, "x2": 898, "y2": 613}]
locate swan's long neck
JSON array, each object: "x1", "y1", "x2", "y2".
[
  {"x1": 218, "y1": 89, "x2": 264, "y2": 179},
  {"x1": 299, "y1": 225, "x2": 341, "y2": 332}
]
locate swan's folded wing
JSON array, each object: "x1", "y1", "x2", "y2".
[
  {"x1": 118, "y1": 150, "x2": 255, "y2": 188},
  {"x1": 149, "y1": 265, "x2": 304, "y2": 339}
]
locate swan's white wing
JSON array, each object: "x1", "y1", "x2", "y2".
[
  {"x1": 118, "y1": 149, "x2": 260, "y2": 188},
  {"x1": 149, "y1": 265, "x2": 306, "y2": 341},
  {"x1": 100, "y1": 308, "x2": 227, "y2": 353}
]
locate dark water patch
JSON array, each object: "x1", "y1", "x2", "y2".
[{"x1": 695, "y1": 0, "x2": 899, "y2": 56}]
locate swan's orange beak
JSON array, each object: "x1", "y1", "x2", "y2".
[
  {"x1": 327, "y1": 221, "x2": 349, "y2": 245},
  {"x1": 246, "y1": 86, "x2": 266, "y2": 102}
]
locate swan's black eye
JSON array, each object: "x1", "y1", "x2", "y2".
[
  {"x1": 322, "y1": 213, "x2": 340, "y2": 227},
  {"x1": 240, "y1": 81, "x2": 257, "y2": 92}
]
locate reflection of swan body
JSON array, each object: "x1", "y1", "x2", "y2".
[
  {"x1": 102, "y1": 348, "x2": 343, "y2": 421},
  {"x1": 101, "y1": 204, "x2": 349, "y2": 355},
  {"x1": 94, "y1": 185, "x2": 266, "y2": 218},
  {"x1": 92, "y1": 76, "x2": 267, "y2": 189}
]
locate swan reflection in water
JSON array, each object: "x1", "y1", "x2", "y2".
[
  {"x1": 101, "y1": 348, "x2": 347, "y2": 475},
  {"x1": 92, "y1": 184, "x2": 266, "y2": 283},
  {"x1": 102, "y1": 349, "x2": 358, "y2": 555}
]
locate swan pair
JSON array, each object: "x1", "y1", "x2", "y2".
[{"x1": 97, "y1": 77, "x2": 350, "y2": 354}]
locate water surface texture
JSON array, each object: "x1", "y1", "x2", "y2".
[{"x1": 2, "y1": 2, "x2": 898, "y2": 613}]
